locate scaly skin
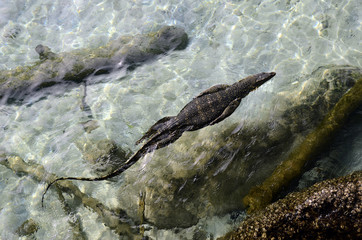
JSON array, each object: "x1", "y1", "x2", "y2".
[{"x1": 41, "y1": 72, "x2": 276, "y2": 206}]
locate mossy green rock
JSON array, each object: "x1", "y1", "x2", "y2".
[
  {"x1": 0, "y1": 25, "x2": 188, "y2": 103},
  {"x1": 221, "y1": 171, "x2": 362, "y2": 240}
]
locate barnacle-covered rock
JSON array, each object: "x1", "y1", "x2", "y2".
[{"x1": 221, "y1": 171, "x2": 362, "y2": 240}]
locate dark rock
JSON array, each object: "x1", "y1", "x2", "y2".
[
  {"x1": 35, "y1": 44, "x2": 58, "y2": 60},
  {"x1": 220, "y1": 171, "x2": 362, "y2": 240}
]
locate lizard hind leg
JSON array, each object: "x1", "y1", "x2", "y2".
[
  {"x1": 147, "y1": 125, "x2": 191, "y2": 151},
  {"x1": 135, "y1": 116, "x2": 176, "y2": 145}
]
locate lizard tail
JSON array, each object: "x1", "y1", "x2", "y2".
[{"x1": 41, "y1": 146, "x2": 148, "y2": 207}]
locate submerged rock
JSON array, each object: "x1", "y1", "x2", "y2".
[
  {"x1": 35, "y1": 44, "x2": 58, "y2": 61},
  {"x1": 0, "y1": 25, "x2": 189, "y2": 104},
  {"x1": 220, "y1": 171, "x2": 362, "y2": 240},
  {"x1": 75, "y1": 138, "x2": 129, "y2": 175},
  {"x1": 243, "y1": 68, "x2": 362, "y2": 211},
  {"x1": 243, "y1": 68, "x2": 362, "y2": 212},
  {"x1": 0, "y1": 154, "x2": 139, "y2": 237},
  {"x1": 115, "y1": 65, "x2": 361, "y2": 228},
  {"x1": 297, "y1": 105, "x2": 362, "y2": 190},
  {"x1": 81, "y1": 119, "x2": 100, "y2": 133},
  {"x1": 15, "y1": 219, "x2": 39, "y2": 237}
]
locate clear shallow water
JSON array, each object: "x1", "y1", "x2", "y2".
[{"x1": 0, "y1": 0, "x2": 361, "y2": 239}]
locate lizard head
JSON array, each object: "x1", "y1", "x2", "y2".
[
  {"x1": 239, "y1": 72, "x2": 276, "y2": 92},
  {"x1": 256, "y1": 71, "x2": 276, "y2": 84}
]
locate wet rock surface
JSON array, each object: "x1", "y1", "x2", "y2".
[{"x1": 220, "y1": 171, "x2": 362, "y2": 240}]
